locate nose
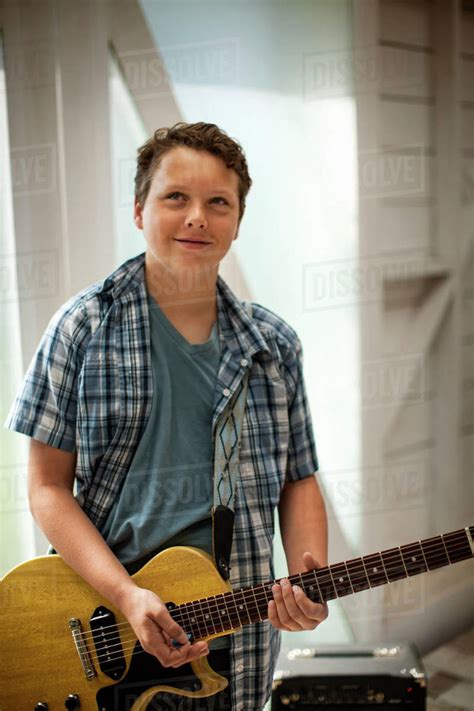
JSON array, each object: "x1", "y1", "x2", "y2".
[{"x1": 186, "y1": 201, "x2": 208, "y2": 230}]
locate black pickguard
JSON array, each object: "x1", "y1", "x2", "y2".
[{"x1": 96, "y1": 643, "x2": 230, "y2": 711}]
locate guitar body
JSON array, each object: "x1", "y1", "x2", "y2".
[
  {"x1": 0, "y1": 546, "x2": 236, "y2": 710},
  {"x1": 3, "y1": 525, "x2": 472, "y2": 709}
]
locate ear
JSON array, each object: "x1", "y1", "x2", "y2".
[{"x1": 134, "y1": 197, "x2": 144, "y2": 230}]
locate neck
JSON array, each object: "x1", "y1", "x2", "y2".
[
  {"x1": 166, "y1": 526, "x2": 474, "y2": 643},
  {"x1": 145, "y1": 252, "x2": 218, "y2": 317}
]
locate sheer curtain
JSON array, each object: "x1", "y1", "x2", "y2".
[{"x1": 0, "y1": 31, "x2": 35, "y2": 577}]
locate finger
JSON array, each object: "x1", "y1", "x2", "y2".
[
  {"x1": 273, "y1": 581, "x2": 304, "y2": 630},
  {"x1": 168, "y1": 642, "x2": 209, "y2": 668},
  {"x1": 281, "y1": 579, "x2": 310, "y2": 628},
  {"x1": 302, "y1": 551, "x2": 320, "y2": 570},
  {"x1": 141, "y1": 620, "x2": 181, "y2": 665},
  {"x1": 161, "y1": 635, "x2": 209, "y2": 666},
  {"x1": 292, "y1": 586, "x2": 328, "y2": 623},
  {"x1": 268, "y1": 599, "x2": 291, "y2": 631},
  {"x1": 157, "y1": 613, "x2": 191, "y2": 649},
  {"x1": 142, "y1": 616, "x2": 197, "y2": 666}
]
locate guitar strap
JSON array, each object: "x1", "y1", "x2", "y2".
[{"x1": 212, "y1": 300, "x2": 252, "y2": 581}]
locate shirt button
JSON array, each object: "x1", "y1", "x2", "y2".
[
  {"x1": 223, "y1": 388, "x2": 230, "y2": 397},
  {"x1": 236, "y1": 663, "x2": 244, "y2": 673},
  {"x1": 240, "y1": 358, "x2": 248, "y2": 367}
]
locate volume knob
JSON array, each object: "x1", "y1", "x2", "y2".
[
  {"x1": 35, "y1": 704, "x2": 49, "y2": 711},
  {"x1": 64, "y1": 695, "x2": 80, "y2": 709}
]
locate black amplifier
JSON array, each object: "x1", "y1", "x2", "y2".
[{"x1": 271, "y1": 642, "x2": 426, "y2": 709}]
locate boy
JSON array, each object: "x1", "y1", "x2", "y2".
[{"x1": 5, "y1": 122, "x2": 328, "y2": 710}]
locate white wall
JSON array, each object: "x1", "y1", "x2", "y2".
[{"x1": 139, "y1": 0, "x2": 360, "y2": 645}]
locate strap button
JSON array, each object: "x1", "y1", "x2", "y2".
[
  {"x1": 240, "y1": 358, "x2": 248, "y2": 367},
  {"x1": 223, "y1": 388, "x2": 230, "y2": 396}
]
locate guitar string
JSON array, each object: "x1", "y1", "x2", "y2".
[
  {"x1": 85, "y1": 542, "x2": 472, "y2": 666},
  {"x1": 75, "y1": 533, "x2": 471, "y2": 648},
  {"x1": 85, "y1": 550, "x2": 471, "y2": 666},
  {"x1": 81, "y1": 554, "x2": 470, "y2": 660},
  {"x1": 78, "y1": 539, "x2": 472, "y2": 660},
  {"x1": 75, "y1": 533, "x2": 471, "y2": 646},
  {"x1": 86, "y1": 538, "x2": 468, "y2": 666},
  {"x1": 76, "y1": 542, "x2": 471, "y2": 665}
]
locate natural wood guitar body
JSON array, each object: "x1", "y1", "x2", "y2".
[
  {"x1": 0, "y1": 546, "x2": 236, "y2": 710},
  {"x1": 3, "y1": 526, "x2": 473, "y2": 709}
]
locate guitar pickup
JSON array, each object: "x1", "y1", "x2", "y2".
[{"x1": 90, "y1": 606, "x2": 126, "y2": 680}]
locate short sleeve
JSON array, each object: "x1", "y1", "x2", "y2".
[
  {"x1": 283, "y1": 334, "x2": 319, "y2": 483},
  {"x1": 4, "y1": 301, "x2": 89, "y2": 453}
]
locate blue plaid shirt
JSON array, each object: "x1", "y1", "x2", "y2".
[{"x1": 5, "y1": 251, "x2": 319, "y2": 710}]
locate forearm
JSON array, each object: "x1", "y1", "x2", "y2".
[
  {"x1": 278, "y1": 475, "x2": 328, "y2": 575},
  {"x1": 30, "y1": 485, "x2": 137, "y2": 611}
]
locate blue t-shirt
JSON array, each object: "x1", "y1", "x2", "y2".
[{"x1": 101, "y1": 290, "x2": 230, "y2": 649}]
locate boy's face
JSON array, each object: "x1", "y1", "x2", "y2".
[{"x1": 134, "y1": 146, "x2": 241, "y2": 279}]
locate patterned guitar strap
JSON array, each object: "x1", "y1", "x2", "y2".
[{"x1": 212, "y1": 300, "x2": 252, "y2": 581}]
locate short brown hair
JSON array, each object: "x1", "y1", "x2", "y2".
[{"x1": 134, "y1": 121, "x2": 252, "y2": 222}]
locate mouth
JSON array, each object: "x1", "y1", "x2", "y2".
[
  {"x1": 174, "y1": 239, "x2": 211, "y2": 244},
  {"x1": 173, "y1": 238, "x2": 212, "y2": 249}
]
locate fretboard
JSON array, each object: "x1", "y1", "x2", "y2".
[{"x1": 170, "y1": 526, "x2": 474, "y2": 642}]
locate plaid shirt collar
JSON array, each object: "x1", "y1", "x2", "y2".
[{"x1": 99, "y1": 251, "x2": 271, "y2": 365}]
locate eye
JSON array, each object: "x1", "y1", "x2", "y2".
[
  {"x1": 166, "y1": 192, "x2": 183, "y2": 200},
  {"x1": 211, "y1": 197, "x2": 228, "y2": 205}
]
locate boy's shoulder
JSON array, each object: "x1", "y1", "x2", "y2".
[
  {"x1": 246, "y1": 301, "x2": 301, "y2": 352},
  {"x1": 47, "y1": 253, "x2": 145, "y2": 336}
]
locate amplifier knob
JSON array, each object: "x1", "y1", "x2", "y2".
[
  {"x1": 375, "y1": 692, "x2": 385, "y2": 702},
  {"x1": 280, "y1": 696, "x2": 290, "y2": 705},
  {"x1": 290, "y1": 693, "x2": 300, "y2": 701}
]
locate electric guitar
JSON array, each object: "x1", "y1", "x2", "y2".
[{"x1": 1, "y1": 525, "x2": 473, "y2": 710}]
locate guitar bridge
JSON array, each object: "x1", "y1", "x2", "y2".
[{"x1": 69, "y1": 617, "x2": 97, "y2": 680}]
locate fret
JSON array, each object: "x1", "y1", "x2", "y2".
[
  {"x1": 250, "y1": 586, "x2": 262, "y2": 622},
  {"x1": 329, "y1": 563, "x2": 354, "y2": 597},
  {"x1": 360, "y1": 556, "x2": 372, "y2": 587},
  {"x1": 298, "y1": 572, "x2": 305, "y2": 595},
  {"x1": 440, "y1": 536, "x2": 450, "y2": 562},
  {"x1": 202, "y1": 597, "x2": 217, "y2": 635},
  {"x1": 419, "y1": 540, "x2": 429, "y2": 570},
  {"x1": 298, "y1": 571, "x2": 321, "y2": 603},
  {"x1": 400, "y1": 542, "x2": 428, "y2": 576},
  {"x1": 443, "y1": 530, "x2": 472, "y2": 563},
  {"x1": 210, "y1": 595, "x2": 226, "y2": 633},
  {"x1": 314, "y1": 567, "x2": 337, "y2": 601},
  {"x1": 193, "y1": 599, "x2": 211, "y2": 638},
  {"x1": 220, "y1": 592, "x2": 236, "y2": 631},
  {"x1": 381, "y1": 547, "x2": 407, "y2": 582},
  {"x1": 171, "y1": 605, "x2": 194, "y2": 639},
  {"x1": 346, "y1": 557, "x2": 370, "y2": 592},
  {"x1": 255, "y1": 583, "x2": 269, "y2": 620},
  {"x1": 344, "y1": 562, "x2": 355, "y2": 593},
  {"x1": 262, "y1": 581, "x2": 275, "y2": 617},
  {"x1": 327, "y1": 566, "x2": 339, "y2": 595},
  {"x1": 199, "y1": 599, "x2": 214, "y2": 636},
  {"x1": 421, "y1": 535, "x2": 449, "y2": 570},
  {"x1": 232, "y1": 592, "x2": 242, "y2": 627},
  {"x1": 233, "y1": 588, "x2": 252, "y2": 626},
  {"x1": 312, "y1": 568, "x2": 324, "y2": 603},
  {"x1": 362, "y1": 553, "x2": 389, "y2": 587},
  {"x1": 379, "y1": 551, "x2": 390, "y2": 582},
  {"x1": 184, "y1": 602, "x2": 205, "y2": 639}
]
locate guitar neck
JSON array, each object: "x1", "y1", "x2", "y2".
[{"x1": 172, "y1": 526, "x2": 474, "y2": 641}]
